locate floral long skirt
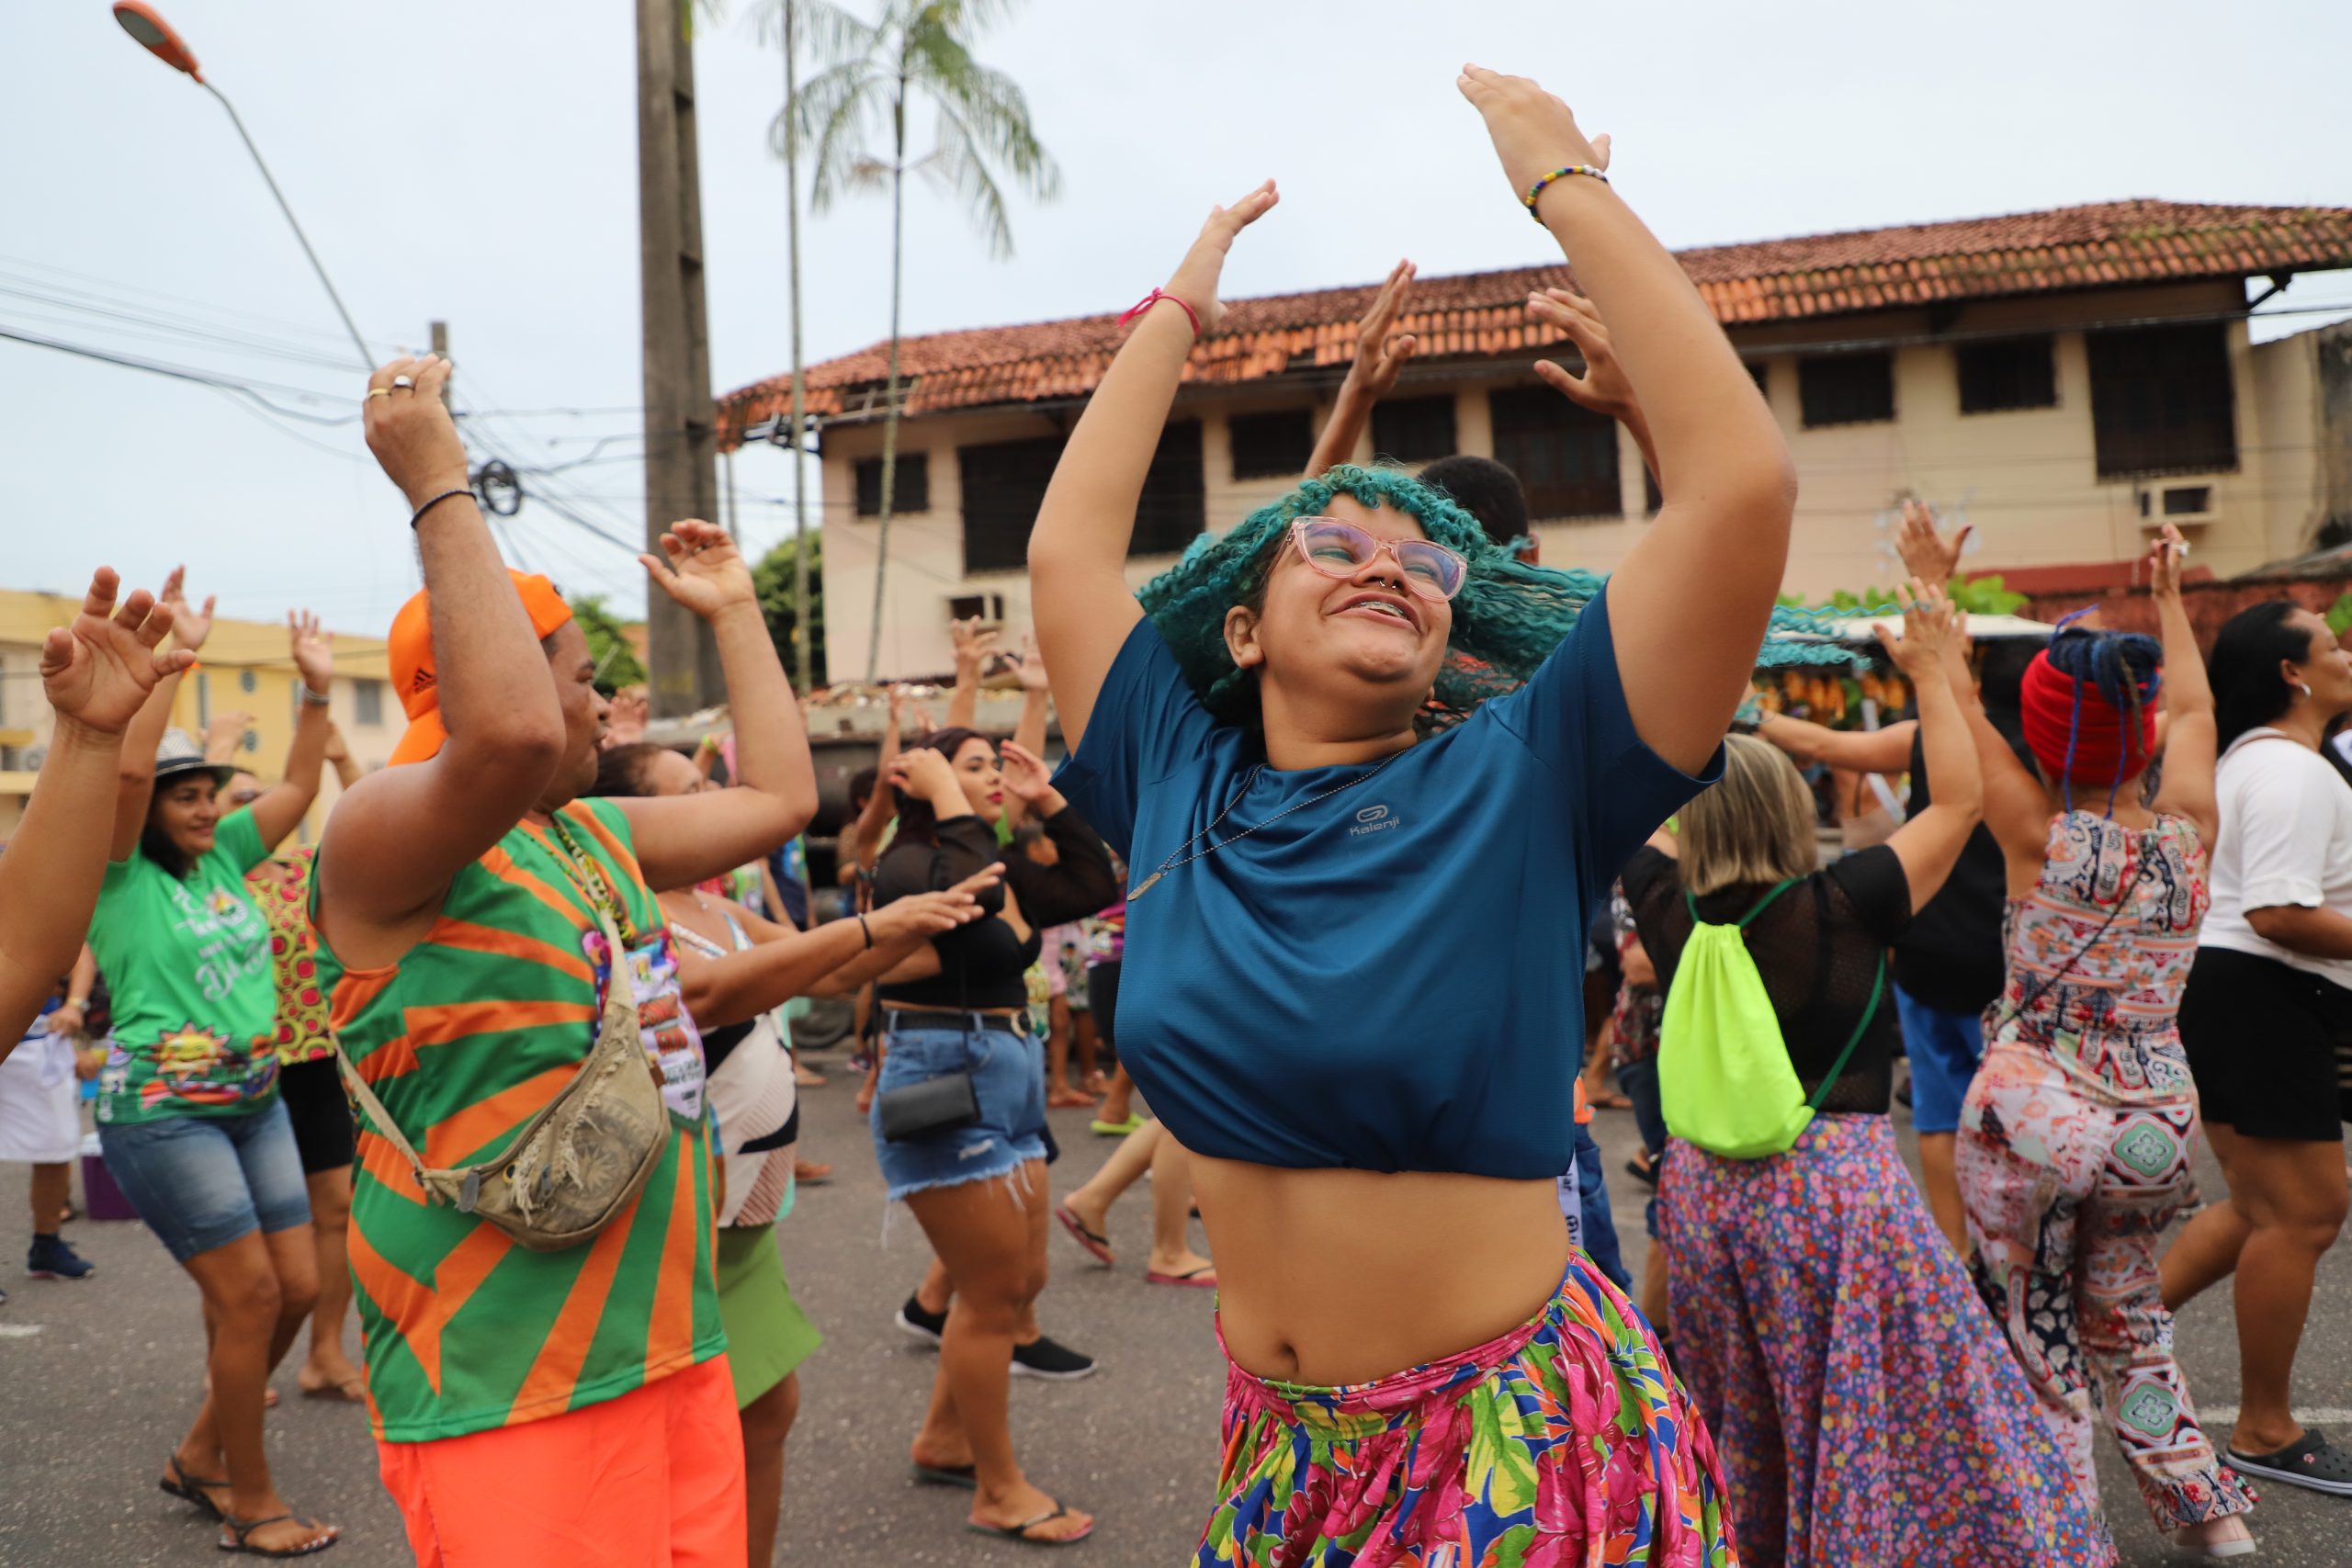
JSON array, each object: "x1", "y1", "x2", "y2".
[
  {"x1": 1661, "y1": 1114, "x2": 2110, "y2": 1568},
  {"x1": 1197, "y1": 1253, "x2": 1737, "y2": 1567}
]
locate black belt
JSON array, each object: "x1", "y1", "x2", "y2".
[{"x1": 884, "y1": 1007, "x2": 1023, "y2": 1034}]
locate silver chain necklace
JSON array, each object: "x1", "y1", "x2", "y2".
[{"x1": 1126, "y1": 746, "x2": 1410, "y2": 900}]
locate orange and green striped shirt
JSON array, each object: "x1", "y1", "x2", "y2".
[{"x1": 312, "y1": 798, "x2": 723, "y2": 1443}]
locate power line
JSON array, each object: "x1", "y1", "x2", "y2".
[{"x1": 0, "y1": 324, "x2": 356, "y2": 423}]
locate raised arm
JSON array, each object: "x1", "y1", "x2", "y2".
[
  {"x1": 614, "y1": 522, "x2": 819, "y2": 890},
  {"x1": 1941, "y1": 637, "x2": 2050, "y2": 879},
  {"x1": 0, "y1": 570, "x2": 190, "y2": 1055},
  {"x1": 1001, "y1": 634, "x2": 1053, "y2": 830},
  {"x1": 945, "y1": 617, "x2": 994, "y2": 731},
  {"x1": 1877, "y1": 585, "x2": 1983, "y2": 913},
  {"x1": 995, "y1": 741, "x2": 1120, "y2": 926},
  {"x1": 247, "y1": 610, "x2": 334, "y2": 852},
  {"x1": 322, "y1": 724, "x2": 362, "y2": 791},
  {"x1": 1460, "y1": 68, "x2": 1794, "y2": 774},
  {"x1": 2144, "y1": 525, "x2": 2217, "y2": 846},
  {"x1": 1306, "y1": 259, "x2": 1419, "y2": 477},
  {"x1": 1525, "y1": 288, "x2": 1660, "y2": 488},
  {"x1": 1031, "y1": 180, "x2": 1280, "y2": 750},
  {"x1": 110, "y1": 566, "x2": 210, "y2": 863},
  {"x1": 316, "y1": 355, "x2": 568, "y2": 941},
  {"x1": 204, "y1": 708, "x2": 254, "y2": 766},
  {"x1": 1754, "y1": 713, "x2": 1917, "y2": 776}
]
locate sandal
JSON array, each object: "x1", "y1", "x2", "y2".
[
  {"x1": 1146, "y1": 1265, "x2": 1218, "y2": 1289},
  {"x1": 1055, "y1": 1204, "x2": 1115, "y2": 1267},
  {"x1": 161, "y1": 1454, "x2": 228, "y2": 1520},
  {"x1": 792, "y1": 1160, "x2": 833, "y2": 1187},
  {"x1": 967, "y1": 1506, "x2": 1094, "y2": 1546},
  {"x1": 218, "y1": 1512, "x2": 338, "y2": 1558},
  {"x1": 1090, "y1": 1114, "x2": 1145, "y2": 1137},
  {"x1": 910, "y1": 1460, "x2": 978, "y2": 1489}
]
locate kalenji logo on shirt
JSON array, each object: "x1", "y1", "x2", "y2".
[{"x1": 1350, "y1": 804, "x2": 1399, "y2": 837}]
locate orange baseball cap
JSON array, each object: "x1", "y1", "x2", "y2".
[{"x1": 387, "y1": 570, "x2": 574, "y2": 766}]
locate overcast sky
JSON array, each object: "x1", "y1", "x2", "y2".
[{"x1": 5, "y1": 0, "x2": 2348, "y2": 633}]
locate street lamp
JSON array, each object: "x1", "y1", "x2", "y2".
[{"x1": 110, "y1": 2, "x2": 374, "y2": 368}]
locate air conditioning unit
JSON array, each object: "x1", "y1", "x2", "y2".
[{"x1": 2135, "y1": 481, "x2": 2220, "y2": 527}]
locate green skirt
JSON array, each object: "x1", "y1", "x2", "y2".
[{"x1": 713, "y1": 1223, "x2": 822, "y2": 1408}]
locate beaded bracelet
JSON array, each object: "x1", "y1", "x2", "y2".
[
  {"x1": 1521, "y1": 164, "x2": 1608, "y2": 221},
  {"x1": 409, "y1": 487, "x2": 475, "y2": 529}
]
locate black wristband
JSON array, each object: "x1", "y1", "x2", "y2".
[
  {"x1": 410, "y1": 487, "x2": 474, "y2": 530},
  {"x1": 857, "y1": 913, "x2": 873, "y2": 950}
]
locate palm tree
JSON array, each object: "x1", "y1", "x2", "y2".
[
  {"x1": 754, "y1": 0, "x2": 866, "y2": 694},
  {"x1": 791, "y1": 0, "x2": 1059, "y2": 681}
]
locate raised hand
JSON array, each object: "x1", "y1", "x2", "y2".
[
  {"x1": 640, "y1": 519, "x2": 757, "y2": 622},
  {"x1": 949, "y1": 616, "x2": 1000, "y2": 676},
  {"x1": 1015, "y1": 632, "x2": 1051, "y2": 694},
  {"x1": 1894, "y1": 498, "x2": 1971, "y2": 586},
  {"x1": 362, "y1": 355, "x2": 469, "y2": 507},
  {"x1": 887, "y1": 744, "x2": 961, "y2": 804},
  {"x1": 288, "y1": 608, "x2": 334, "y2": 694},
  {"x1": 1456, "y1": 66, "x2": 1609, "y2": 206},
  {"x1": 2146, "y1": 522, "x2": 2189, "y2": 601},
  {"x1": 1343, "y1": 260, "x2": 1419, "y2": 402},
  {"x1": 1872, "y1": 579, "x2": 1958, "y2": 678},
  {"x1": 997, "y1": 739, "x2": 1058, "y2": 806},
  {"x1": 1528, "y1": 288, "x2": 1644, "y2": 425},
  {"x1": 204, "y1": 708, "x2": 256, "y2": 764},
  {"x1": 604, "y1": 686, "x2": 650, "y2": 749},
  {"x1": 157, "y1": 565, "x2": 215, "y2": 652},
  {"x1": 40, "y1": 568, "x2": 197, "y2": 737},
  {"x1": 1161, "y1": 179, "x2": 1280, "y2": 336}
]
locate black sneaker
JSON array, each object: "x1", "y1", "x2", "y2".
[
  {"x1": 26, "y1": 1234, "x2": 94, "y2": 1281},
  {"x1": 2226, "y1": 1427, "x2": 2352, "y2": 1497},
  {"x1": 895, "y1": 1294, "x2": 945, "y2": 1347},
  {"x1": 1011, "y1": 1335, "x2": 1096, "y2": 1382}
]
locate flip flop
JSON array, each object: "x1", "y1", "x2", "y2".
[
  {"x1": 967, "y1": 1506, "x2": 1094, "y2": 1546},
  {"x1": 218, "y1": 1511, "x2": 339, "y2": 1558},
  {"x1": 793, "y1": 1160, "x2": 834, "y2": 1187},
  {"x1": 161, "y1": 1454, "x2": 228, "y2": 1521},
  {"x1": 1146, "y1": 1265, "x2": 1218, "y2": 1289},
  {"x1": 1054, "y1": 1204, "x2": 1115, "y2": 1267},
  {"x1": 1090, "y1": 1115, "x2": 1145, "y2": 1137},
  {"x1": 910, "y1": 1461, "x2": 978, "y2": 1490}
]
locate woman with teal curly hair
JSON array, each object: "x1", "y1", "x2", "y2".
[
  {"x1": 1029, "y1": 67, "x2": 1792, "y2": 1566},
  {"x1": 1138, "y1": 460, "x2": 1604, "y2": 732}
]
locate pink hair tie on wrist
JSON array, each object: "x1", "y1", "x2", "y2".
[{"x1": 1119, "y1": 288, "x2": 1202, "y2": 341}]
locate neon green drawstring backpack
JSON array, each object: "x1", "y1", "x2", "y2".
[{"x1": 1657, "y1": 879, "x2": 1884, "y2": 1160}]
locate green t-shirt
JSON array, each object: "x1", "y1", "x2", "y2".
[{"x1": 91, "y1": 807, "x2": 281, "y2": 1125}]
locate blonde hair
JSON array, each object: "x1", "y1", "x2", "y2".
[{"x1": 1678, "y1": 735, "x2": 1820, "y2": 896}]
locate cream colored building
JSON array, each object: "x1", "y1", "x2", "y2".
[
  {"x1": 720, "y1": 199, "x2": 2352, "y2": 683},
  {"x1": 0, "y1": 590, "x2": 400, "y2": 840}
]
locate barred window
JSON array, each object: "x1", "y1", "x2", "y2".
[
  {"x1": 1371, "y1": 395, "x2": 1456, "y2": 464},
  {"x1": 2087, "y1": 323, "x2": 2237, "y2": 479},
  {"x1": 1227, "y1": 410, "x2": 1313, "y2": 479},
  {"x1": 1956, "y1": 336, "x2": 2056, "y2": 413},
  {"x1": 1799, "y1": 352, "x2": 1895, "y2": 428},
  {"x1": 1489, "y1": 386, "x2": 1621, "y2": 520},
  {"x1": 854, "y1": 452, "x2": 930, "y2": 515}
]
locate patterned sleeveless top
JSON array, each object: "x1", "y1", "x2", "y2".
[
  {"x1": 312, "y1": 797, "x2": 723, "y2": 1443},
  {"x1": 1989, "y1": 810, "x2": 2206, "y2": 1102}
]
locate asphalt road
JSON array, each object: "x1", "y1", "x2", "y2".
[{"x1": 3, "y1": 1047, "x2": 2346, "y2": 1566}]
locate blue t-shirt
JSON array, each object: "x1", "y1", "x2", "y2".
[{"x1": 1052, "y1": 585, "x2": 1715, "y2": 1179}]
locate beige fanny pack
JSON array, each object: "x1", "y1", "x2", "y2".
[{"x1": 334, "y1": 908, "x2": 671, "y2": 1253}]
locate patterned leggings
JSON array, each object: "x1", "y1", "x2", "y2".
[{"x1": 1958, "y1": 1043, "x2": 2255, "y2": 1532}]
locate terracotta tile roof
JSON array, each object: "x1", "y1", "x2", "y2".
[{"x1": 718, "y1": 199, "x2": 2352, "y2": 446}]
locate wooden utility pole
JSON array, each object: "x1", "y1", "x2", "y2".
[{"x1": 635, "y1": 0, "x2": 724, "y2": 716}]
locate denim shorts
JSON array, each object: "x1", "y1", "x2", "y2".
[
  {"x1": 869, "y1": 1015, "x2": 1047, "y2": 1201},
  {"x1": 97, "y1": 1098, "x2": 311, "y2": 1263},
  {"x1": 1894, "y1": 985, "x2": 1985, "y2": 1136}
]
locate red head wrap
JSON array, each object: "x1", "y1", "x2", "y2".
[{"x1": 2018, "y1": 648, "x2": 2158, "y2": 785}]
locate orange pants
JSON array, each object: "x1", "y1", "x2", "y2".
[{"x1": 377, "y1": 1354, "x2": 746, "y2": 1567}]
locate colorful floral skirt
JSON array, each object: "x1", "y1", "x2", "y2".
[
  {"x1": 1197, "y1": 1254, "x2": 1737, "y2": 1567},
  {"x1": 1660, "y1": 1115, "x2": 2110, "y2": 1568}
]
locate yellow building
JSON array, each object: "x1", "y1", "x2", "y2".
[
  {"x1": 0, "y1": 590, "x2": 401, "y2": 840},
  {"x1": 719, "y1": 198, "x2": 2352, "y2": 682}
]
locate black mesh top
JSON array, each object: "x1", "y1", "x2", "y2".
[{"x1": 1622, "y1": 843, "x2": 1913, "y2": 1115}]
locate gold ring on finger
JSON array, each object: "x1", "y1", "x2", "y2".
[{"x1": 366, "y1": 388, "x2": 393, "y2": 400}]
